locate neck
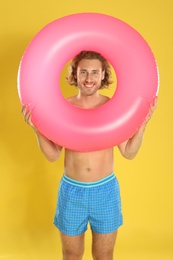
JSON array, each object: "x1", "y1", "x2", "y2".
[{"x1": 76, "y1": 91, "x2": 100, "y2": 108}]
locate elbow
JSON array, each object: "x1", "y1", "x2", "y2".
[
  {"x1": 121, "y1": 147, "x2": 140, "y2": 160},
  {"x1": 47, "y1": 157, "x2": 58, "y2": 163},
  {"x1": 41, "y1": 146, "x2": 62, "y2": 162},
  {"x1": 123, "y1": 152, "x2": 137, "y2": 160},
  {"x1": 126, "y1": 155, "x2": 136, "y2": 160},
  {"x1": 44, "y1": 152, "x2": 61, "y2": 162}
]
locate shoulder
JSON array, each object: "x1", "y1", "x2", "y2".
[
  {"x1": 67, "y1": 95, "x2": 83, "y2": 108},
  {"x1": 67, "y1": 95, "x2": 78, "y2": 105},
  {"x1": 99, "y1": 94, "x2": 110, "y2": 105}
]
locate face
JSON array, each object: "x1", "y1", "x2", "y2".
[{"x1": 76, "y1": 59, "x2": 105, "y2": 96}]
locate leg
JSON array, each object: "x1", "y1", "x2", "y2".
[
  {"x1": 92, "y1": 230, "x2": 118, "y2": 260},
  {"x1": 60, "y1": 232, "x2": 85, "y2": 260}
]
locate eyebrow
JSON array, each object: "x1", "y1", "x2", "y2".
[{"x1": 80, "y1": 69, "x2": 100, "y2": 72}]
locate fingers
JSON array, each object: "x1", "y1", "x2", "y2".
[
  {"x1": 150, "y1": 96, "x2": 158, "y2": 115},
  {"x1": 146, "y1": 96, "x2": 158, "y2": 122},
  {"x1": 142, "y1": 96, "x2": 158, "y2": 126},
  {"x1": 21, "y1": 104, "x2": 26, "y2": 116},
  {"x1": 25, "y1": 110, "x2": 32, "y2": 125},
  {"x1": 21, "y1": 105, "x2": 29, "y2": 121},
  {"x1": 153, "y1": 96, "x2": 158, "y2": 109},
  {"x1": 21, "y1": 105, "x2": 34, "y2": 128}
]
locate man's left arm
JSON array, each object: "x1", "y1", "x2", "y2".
[{"x1": 118, "y1": 97, "x2": 158, "y2": 160}]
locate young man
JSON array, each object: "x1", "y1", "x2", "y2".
[{"x1": 22, "y1": 51, "x2": 157, "y2": 260}]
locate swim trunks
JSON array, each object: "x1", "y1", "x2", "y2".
[{"x1": 54, "y1": 173, "x2": 123, "y2": 236}]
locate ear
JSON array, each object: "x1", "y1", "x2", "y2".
[{"x1": 102, "y1": 70, "x2": 105, "y2": 80}]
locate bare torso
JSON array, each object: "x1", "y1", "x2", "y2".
[
  {"x1": 64, "y1": 94, "x2": 114, "y2": 182},
  {"x1": 64, "y1": 148, "x2": 114, "y2": 182}
]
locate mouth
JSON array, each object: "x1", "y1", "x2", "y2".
[{"x1": 84, "y1": 84, "x2": 94, "y2": 88}]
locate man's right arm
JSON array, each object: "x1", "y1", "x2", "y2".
[{"x1": 21, "y1": 105, "x2": 63, "y2": 162}]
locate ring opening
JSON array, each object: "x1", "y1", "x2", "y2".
[{"x1": 59, "y1": 59, "x2": 117, "y2": 107}]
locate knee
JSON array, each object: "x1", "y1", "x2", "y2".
[
  {"x1": 62, "y1": 248, "x2": 84, "y2": 260},
  {"x1": 92, "y1": 250, "x2": 113, "y2": 260}
]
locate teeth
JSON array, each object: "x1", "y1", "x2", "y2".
[{"x1": 85, "y1": 84, "x2": 93, "y2": 88}]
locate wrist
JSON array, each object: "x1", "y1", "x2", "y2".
[
  {"x1": 138, "y1": 123, "x2": 147, "y2": 134},
  {"x1": 33, "y1": 127, "x2": 39, "y2": 134}
]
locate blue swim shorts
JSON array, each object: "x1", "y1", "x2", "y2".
[{"x1": 54, "y1": 173, "x2": 123, "y2": 236}]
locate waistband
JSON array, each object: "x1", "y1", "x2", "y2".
[{"x1": 62, "y1": 173, "x2": 115, "y2": 188}]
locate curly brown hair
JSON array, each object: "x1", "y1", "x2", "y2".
[{"x1": 66, "y1": 51, "x2": 113, "y2": 89}]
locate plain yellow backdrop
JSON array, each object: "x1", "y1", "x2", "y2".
[{"x1": 1, "y1": 1, "x2": 173, "y2": 259}]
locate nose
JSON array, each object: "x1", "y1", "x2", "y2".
[{"x1": 85, "y1": 72, "x2": 93, "y2": 82}]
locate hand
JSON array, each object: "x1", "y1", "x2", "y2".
[
  {"x1": 144, "y1": 96, "x2": 158, "y2": 124},
  {"x1": 21, "y1": 105, "x2": 37, "y2": 131},
  {"x1": 137, "y1": 96, "x2": 158, "y2": 133}
]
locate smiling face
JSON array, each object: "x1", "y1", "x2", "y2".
[{"x1": 76, "y1": 59, "x2": 105, "y2": 97}]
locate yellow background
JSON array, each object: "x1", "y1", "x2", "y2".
[{"x1": 1, "y1": 1, "x2": 173, "y2": 259}]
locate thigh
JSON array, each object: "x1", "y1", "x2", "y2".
[
  {"x1": 89, "y1": 177, "x2": 123, "y2": 234},
  {"x1": 92, "y1": 230, "x2": 118, "y2": 259},
  {"x1": 54, "y1": 179, "x2": 88, "y2": 236},
  {"x1": 60, "y1": 232, "x2": 85, "y2": 258}
]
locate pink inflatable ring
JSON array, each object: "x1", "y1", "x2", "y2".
[{"x1": 18, "y1": 13, "x2": 159, "y2": 151}]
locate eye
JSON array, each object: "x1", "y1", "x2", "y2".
[
  {"x1": 92, "y1": 70, "x2": 99, "y2": 75},
  {"x1": 80, "y1": 71, "x2": 86, "y2": 75}
]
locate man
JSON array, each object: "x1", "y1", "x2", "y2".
[{"x1": 22, "y1": 51, "x2": 157, "y2": 260}]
